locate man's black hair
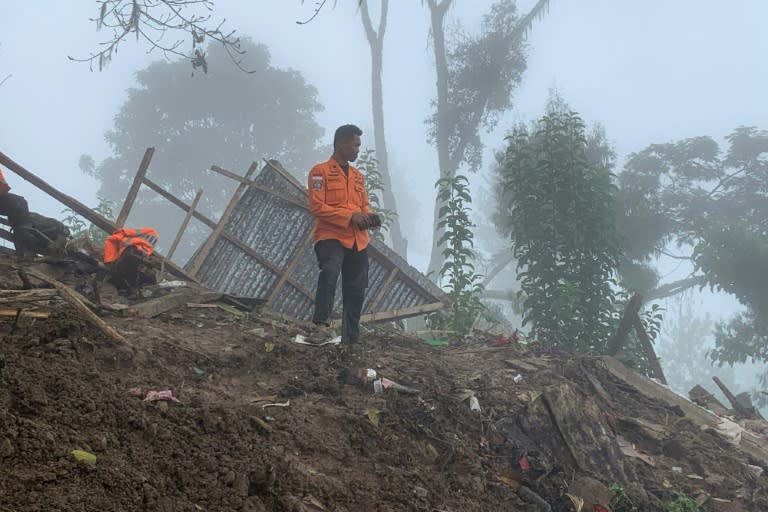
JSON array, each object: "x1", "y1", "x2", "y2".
[{"x1": 333, "y1": 124, "x2": 363, "y2": 146}]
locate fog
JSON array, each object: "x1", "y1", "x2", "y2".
[{"x1": 1, "y1": 1, "x2": 767, "y2": 400}]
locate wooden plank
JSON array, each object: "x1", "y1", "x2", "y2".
[
  {"x1": 189, "y1": 162, "x2": 259, "y2": 277},
  {"x1": 689, "y1": 384, "x2": 732, "y2": 417},
  {"x1": 123, "y1": 289, "x2": 222, "y2": 318},
  {"x1": 0, "y1": 151, "x2": 115, "y2": 234},
  {"x1": 116, "y1": 147, "x2": 154, "y2": 227},
  {"x1": 366, "y1": 266, "x2": 399, "y2": 312},
  {"x1": 607, "y1": 293, "x2": 642, "y2": 356},
  {"x1": 631, "y1": 311, "x2": 667, "y2": 385},
  {"x1": 601, "y1": 356, "x2": 718, "y2": 427},
  {"x1": 164, "y1": 188, "x2": 203, "y2": 266},
  {"x1": 335, "y1": 301, "x2": 444, "y2": 326},
  {"x1": 266, "y1": 230, "x2": 315, "y2": 303},
  {"x1": 209, "y1": 164, "x2": 308, "y2": 210},
  {"x1": 713, "y1": 376, "x2": 763, "y2": 420},
  {"x1": 0, "y1": 309, "x2": 49, "y2": 319},
  {"x1": 24, "y1": 268, "x2": 133, "y2": 349}
]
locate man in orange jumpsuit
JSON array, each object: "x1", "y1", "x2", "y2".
[{"x1": 307, "y1": 124, "x2": 381, "y2": 344}]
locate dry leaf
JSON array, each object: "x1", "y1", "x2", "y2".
[
  {"x1": 366, "y1": 407, "x2": 380, "y2": 427},
  {"x1": 566, "y1": 493, "x2": 584, "y2": 512}
]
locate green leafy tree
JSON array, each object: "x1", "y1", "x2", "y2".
[
  {"x1": 85, "y1": 39, "x2": 324, "y2": 262},
  {"x1": 498, "y1": 109, "x2": 620, "y2": 351},
  {"x1": 356, "y1": 149, "x2": 397, "y2": 243},
  {"x1": 61, "y1": 197, "x2": 116, "y2": 246},
  {"x1": 617, "y1": 127, "x2": 768, "y2": 365},
  {"x1": 428, "y1": 174, "x2": 485, "y2": 336}
]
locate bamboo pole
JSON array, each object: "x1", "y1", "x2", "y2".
[
  {"x1": 116, "y1": 147, "x2": 155, "y2": 227},
  {"x1": 160, "y1": 188, "x2": 203, "y2": 280}
]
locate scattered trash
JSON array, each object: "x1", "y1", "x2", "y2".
[
  {"x1": 301, "y1": 494, "x2": 326, "y2": 510},
  {"x1": 127, "y1": 387, "x2": 143, "y2": 397},
  {"x1": 672, "y1": 466, "x2": 683, "y2": 473},
  {"x1": 264, "y1": 416, "x2": 275, "y2": 422},
  {"x1": 617, "y1": 436, "x2": 655, "y2": 466},
  {"x1": 716, "y1": 417, "x2": 743, "y2": 445},
  {"x1": 366, "y1": 407, "x2": 381, "y2": 427},
  {"x1": 469, "y1": 396, "x2": 481, "y2": 412},
  {"x1": 293, "y1": 334, "x2": 342, "y2": 347},
  {"x1": 372, "y1": 377, "x2": 420, "y2": 395},
  {"x1": 687, "y1": 473, "x2": 704, "y2": 480},
  {"x1": 513, "y1": 374, "x2": 523, "y2": 384},
  {"x1": 746, "y1": 463, "x2": 764, "y2": 476},
  {"x1": 519, "y1": 454, "x2": 531, "y2": 470},
  {"x1": 216, "y1": 303, "x2": 246, "y2": 317},
  {"x1": 423, "y1": 338, "x2": 449, "y2": 347},
  {"x1": 143, "y1": 390, "x2": 180, "y2": 403},
  {"x1": 518, "y1": 485, "x2": 551, "y2": 511},
  {"x1": 71, "y1": 449, "x2": 97, "y2": 465},
  {"x1": 157, "y1": 280, "x2": 189, "y2": 288},
  {"x1": 413, "y1": 486, "x2": 428, "y2": 499},
  {"x1": 192, "y1": 366, "x2": 205, "y2": 376},
  {"x1": 248, "y1": 327, "x2": 266, "y2": 337},
  {"x1": 565, "y1": 493, "x2": 584, "y2": 512},
  {"x1": 264, "y1": 342, "x2": 275, "y2": 353},
  {"x1": 262, "y1": 400, "x2": 290, "y2": 409}
]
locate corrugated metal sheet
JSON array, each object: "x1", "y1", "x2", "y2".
[{"x1": 189, "y1": 160, "x2": 446, "y2": 321}]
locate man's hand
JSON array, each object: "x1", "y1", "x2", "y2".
[
  {"x1": 350, "y1": 212, "x2": 370, "y2": 229},
  {"x1": 367, "y1": 213, "x2": 382, "y2": 229}
]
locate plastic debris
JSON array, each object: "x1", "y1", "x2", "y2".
[
  {"x1": 746, "y1": 464, "x2": 764, "y2": 476},
  {"x1": 373, "y1": 380, "x2": 384, "y2": 394},
  {"x1": 671, "y1": 466, "x2": 682, "y2": 473},
  {"x1": 71, "y1": 449, "x2": 97, "y2": 465},
  {"x1": 716, "y1": 417, "x2": 743, "y2": 445},
  {"x1": 519, "y1": 454, "x2": 531, "y2": 471},
  {"x1": 513, "y1": 374, "x2": 523, "y2": 384},
  {"x1": 264, "y1": 342, "x2": 275, "y2": 353},
  {"x1": 469, "y1": 396, "x2": 481, "y2": 412},
  {"x1": 366, "y1": 407, "x2": 381, "y2": 427},
  {"x1": 143, "y1": 390, "x2": 180, "y2": 403},
  {"x1": 192, "y1": 366, "x2": 205, "y2": 376},
  {"x1": 379, "y1": 377, "x2": 420, "y2": 395},
  {"x1": 293, "y1": 334, "x2": 341, "y2": 347},
  {"x1": 127, "y1": 387, "x2": 143, "y2": 397},
  {"x1": 262, "y1": 400, "x2": 290, "y2": 409},
  {"x1": 157, "y1": 280, "x2": 189, "y2": 288}
]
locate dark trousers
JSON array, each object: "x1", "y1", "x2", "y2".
[
  {"x1": 312, "y1": 239, "x2": 368, "y2": 343},
  {"x1": 0, "y1": 193, "x2": 30, "y2": 253}
]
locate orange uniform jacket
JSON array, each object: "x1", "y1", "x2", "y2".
[
  {"x1": 0, "y1": 168, "x2": 10, "y2": 194},
  {"x1": 308, "y1": 157, "x2": 372, "y2": 250},
  {"x1": 103, "y1": 227, "x2": 159, "y2": 264}
]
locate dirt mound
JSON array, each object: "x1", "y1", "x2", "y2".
[{"x1": 1, "y1": 256, "x2": 767, "y2": 511}]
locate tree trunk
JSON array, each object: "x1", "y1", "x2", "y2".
[
  {"x1": 360, "y1": 0, "x2": 408, "y2": 258},
  {"x1": 426, "y1": 0, "x2": 453, "y2": 279}
]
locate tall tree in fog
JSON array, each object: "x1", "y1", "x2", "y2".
[
  {"x1": 424, "y1": 0, "x2": 550, "y2": 278},
  {"x1": 616, "y1": 127, "x2": 768, "y2": 366},
  {"x1": 86, "y1": 39, "x2": 324, "y2": 260},
  {"x1": 358, "y1": 0, "x2": 408, "y2": 258}
]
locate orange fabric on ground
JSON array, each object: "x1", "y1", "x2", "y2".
[
  {"x1": 307, "y1": 157, "x2": 372, "y2": 250},
  {"x1": 103, "y1": 227, "x2": 158, "y2": 264}
]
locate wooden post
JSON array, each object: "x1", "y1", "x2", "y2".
[
  {"x1": 266, "y1": 230, "x2": 315, "y2": 302},
  {"x1": 366, "y1": 266, "x2": 399, "y2": 312},
  {"x1": 713, "y1": 376, "x2": 764, "y2": 420},
  {"x1": 115, "y1": 147, "x2": 155, "y2": 227},
  {"x1": 607, "y1": 293, "x2": 643, "y2": 356},
  {"x1": 166, "y1": 187, "x2": 204, "y2": 262},
  {"x1": 188, "y1": 162, "x2": 259, "y2": 277},
  {"x1": 631, "y1": 312, "x2": 667, "y2": 385}
]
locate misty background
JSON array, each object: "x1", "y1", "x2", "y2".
[{"x1": 1, "y1": 1, "x2": 767, "y2": 404}]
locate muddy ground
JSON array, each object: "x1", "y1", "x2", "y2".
[{"x1": 1, "y1": 254, "x2": 767, "y2": 511}]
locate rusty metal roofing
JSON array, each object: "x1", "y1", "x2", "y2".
[{"x1": 188, "y1": 160, "x2": 446, "y2": 321}]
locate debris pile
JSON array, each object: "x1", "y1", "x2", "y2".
[{"x1": 2, "y1": 252, "x2": 768, "y2": 512}]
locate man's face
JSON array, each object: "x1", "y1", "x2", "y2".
[{"x1": 337, "y1": 134, "x2": 361, "y2": 163}]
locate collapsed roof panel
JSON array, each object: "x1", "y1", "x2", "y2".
[{"x1": 189, "y1": 160, "x2": 446, "y2": 322}]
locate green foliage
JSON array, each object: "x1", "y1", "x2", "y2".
[
  {"x1": 662, "y1": 494, "x2": 700, "y2": 512},
  {"x1": 61, "y1": 197, "x2": 116, "y2": 245},
  {"x1": 427, "y1": 175, "x2": 485, "y2": 336},
  {"x1": 356, "y1": 149, "x2": 397, "y2": 242},
  {"x1": 609, "y1": 483, "x2": 639, "y2": 512},
  {"x1": 498, "y1": 109, "x2": 620, "y2": 351},
  {"x1": 693, "y1": 223, "x2": 768, "y2": 365},
  {"x1": 86, "y1": 39, "x2": 324, "y2": 263}
]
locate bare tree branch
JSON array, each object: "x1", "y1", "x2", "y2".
[{"x1": 71, "y1": 0, "x2": 251, "y2": 73}]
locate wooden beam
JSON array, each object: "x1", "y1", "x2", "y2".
[
  {"x1": 123, "y1": 289, "x2": 222, "y2": 318},
  {"x1": 208, "y1": 164, "x2": 307, "y2": 210},
  {"x1": 116, "y1": 147, "x2": 154, "y2": 227},
  {"x1": 143, "y1": 177, "x2": 216, "y2": 229},
  {"x1": 631, "y1": 312, "x2": 667, "y2": 385},
  {"x1": 336, "y1": 301, "x2": 445, "y2": 325},
  {"x1": 366, "y1": 267, "x2": 399, "y2": 312},
  {"x1": 607, "y1": 293, "x2": 643, "y2": 356},
  {"x1": 0, "y1": 309, "x2": 49, "y2": 319},
  {"x1": 189, "y1": 162, "x2": 258, "y2": 277},
  {"x1": 266, "y1": 230, "x2": 315, "y2": 303},
  {"x1": 713, "y1": 376, "x2": 763, "y2": 420},
  {"x1": 24, "y1": 268, "x2": 133, "y2": 349},
  {"x1": 165, "y1": 188, "x2": 203, "y2": 266},
  {"x1": 0, "y1": 151, "x2": 115, "y2": 233}
]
